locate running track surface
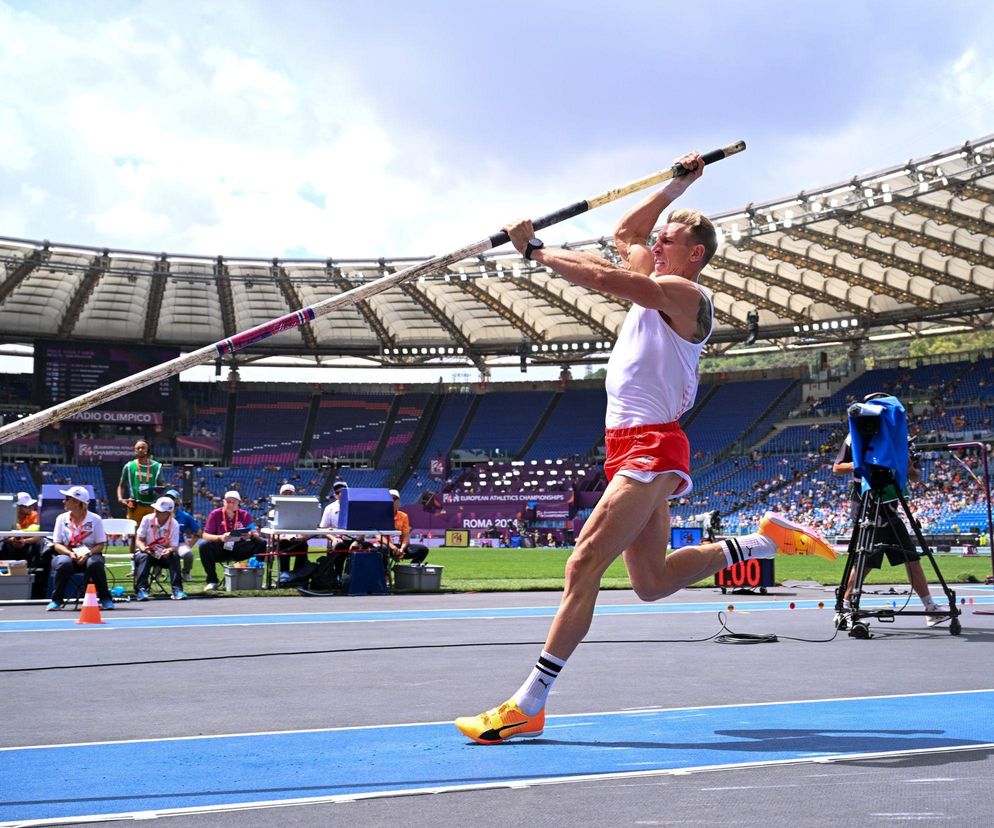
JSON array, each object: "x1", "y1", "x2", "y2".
[
  {"x1": 2, "y1": 594, "x2": 991, "y2": 633},
  {"x1": 2, "y1": 690, "x2": 992, "y2": 824}
]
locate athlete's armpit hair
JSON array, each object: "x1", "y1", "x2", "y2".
[{"x1": 693, "y1": 294, "x2": 711, "y2": 343}]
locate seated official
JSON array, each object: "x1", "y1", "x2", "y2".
[
  {"x1": 199, "y1": 490, "x2": 266, "y2": 592},
  {"x1": 48, "y1": 486, "x2": 113, "y2": 611},
  {"x1": 134, "y1": 496, "x2": 187, "y2": 601},
  {"x1": 1, "y1": 492, "x2": 49, "y2": 599},
  {"x1": 377, "y1": 489, "x2": 429, "y2": 580},
  {"x1": 318, "y1": 480, "x2": 352, "y2": 589},
  {"x1": 164, "y1": 489, "x2": 201, "y2": 582},
  {"x1": 271, "y1": 482, "x2": 311, "y2": 577}
]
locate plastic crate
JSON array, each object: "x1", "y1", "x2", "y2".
[
  {"x1": 224, "y1": 566, "x2": 263, "y2": 592},
  {"x1": 0, "y1": 574, "x2": 33, "y2": 600},
  {"x1": 393, "y1": 564, "x2": 443, "y2": 592}
]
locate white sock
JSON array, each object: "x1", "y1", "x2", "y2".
[
  {"x1": 720, "y1": 533, "x2": 777, "y2": 567},
  {"x1": 513, "y1": 650, "x2": 566, "y2": 715},
  {"x1": 921, "y1": 594, "x2": 937, "y2": 610}
]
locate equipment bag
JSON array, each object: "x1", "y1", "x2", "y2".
[{"x1": 308, "y1": 555, "x2": 339, "y2": 592}]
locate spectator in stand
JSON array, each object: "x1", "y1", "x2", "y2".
[
  {"x1": 1, "y1": 493, "x2": 49, "y2": 599},
  {"x1": 271, "y1": 482, "x2": 312, "y2": 579},
  {"x1": 134, "y1": 496, "x2": 187, "y2": 601},
  {"x1": 379, "y1": 489, "x2": 429, "y2": 578},
  {"x1": 163, "y1": 489, "x2": 201, "y2": 582},
  {"x1": 199, "y1": 491, "x2": 266, "y2": 592},
  {"x1": 47, "y1": 486, "x2": 113, "y2": 612},
  {"x1": 117, "y1": 439, "x2": 163, "y2": 559}
]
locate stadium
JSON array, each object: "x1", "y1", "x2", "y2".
[
  {"x1": 2, "y1": 133, "x2": 992, "y2": 546},
  {"x1": 3, "y1": 125, "x2": 994, "y2": 825}
]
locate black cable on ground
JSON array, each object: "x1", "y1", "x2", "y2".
[{"x1": 2, "y1": 611, "x2": 845, "y2": 673}]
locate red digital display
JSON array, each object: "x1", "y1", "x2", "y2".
[{"x1": 714, "y1": 558, "x2": 775, "y2": 589}]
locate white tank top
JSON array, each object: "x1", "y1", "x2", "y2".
[{"x1": 604, "y1": 284, "x2": 713, "y2": 429}]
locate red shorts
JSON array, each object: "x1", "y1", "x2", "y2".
[{"x1": 604, "y1": 422, "x2": 691, "y2": 495}]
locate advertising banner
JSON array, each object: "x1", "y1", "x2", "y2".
[
  {"x1": 66, "y1": 410, "x2": 163, "y2": 425},
  {"x1": 409, "y1": 491, "x2": 575, "y2": 533},
  {"x1": 74, "y1": 437, "x2": 139, "y2": 462}
]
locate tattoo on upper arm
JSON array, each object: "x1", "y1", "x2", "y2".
[{"x1": 693, "y1": 296, "x2": 711, "y2": 343}]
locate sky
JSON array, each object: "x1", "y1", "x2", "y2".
[{"x1": 1, "y1": 0, "x2": 993, "y2": 383}]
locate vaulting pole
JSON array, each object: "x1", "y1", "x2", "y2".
[{"x1": 0, "y1": 141, "x2": 746, "y2": 445}]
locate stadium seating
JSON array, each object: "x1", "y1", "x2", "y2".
[
  {"x1": 309, "y1": 392, "x2": 393, "y2": 461},
  {"x1": 3, "y1": 352, "x2": 992, "y2": 543},
  {"x1": 456, "y1": 390, "x2": 555, "y2": 459},
  {"x1": 231, "y1": 390, "x2": 311, "y2": 465}
]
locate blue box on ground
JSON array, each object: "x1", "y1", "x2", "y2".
[
  {"x1": 338, "y1": 488, "x2": 394, "y2": 532},
  {"x1": 345, "y1": 551, "x2": 387, "y2": 595}
]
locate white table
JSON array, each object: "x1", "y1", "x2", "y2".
[{"x1": 260, "y1": 528, "x2": 400, "y2": 587}]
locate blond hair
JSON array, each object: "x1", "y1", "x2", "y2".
[{"x1": 666, "y1": 208, "x2": 717, "y2": 267}]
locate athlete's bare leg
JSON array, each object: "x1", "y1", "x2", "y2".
[
  {"x1": 540, "y1": 471, "x2": 728, "y2": 660},
  {"x1": 622, "y1": 473, "x2": 729, "y2": 601}
]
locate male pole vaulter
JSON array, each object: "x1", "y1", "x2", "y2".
[{"x1": 455, "y1": 151, "x2": 836, "y2": 744}]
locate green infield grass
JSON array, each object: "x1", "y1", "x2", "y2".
[{"x1": 100, "y1": 545, "x2": 993, "y2": 597}]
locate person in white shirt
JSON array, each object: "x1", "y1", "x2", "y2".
[
  {"x1": 319, "y1": 480, "x2": 348, "y2": 535},
  {"x1": 47, "y1": 485, "x2": 112, "y2": 611},
  {"x1": 134, "y1": 496, "x2": 186, "y2": 601},
  {"x1": 318, "y1": 480, "x2": 351, "y2": 589}
]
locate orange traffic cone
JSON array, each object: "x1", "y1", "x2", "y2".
[{"x1": 76, "y1": 583, "x2": 106, "y2": 625}]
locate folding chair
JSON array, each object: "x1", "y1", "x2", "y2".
[{"x1": 102, "y1": 518, "x2": 137, "y2": 596}]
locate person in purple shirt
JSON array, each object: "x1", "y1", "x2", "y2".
[{"x1": 198, "y1": 490, "x2": 266, "y2": 592}]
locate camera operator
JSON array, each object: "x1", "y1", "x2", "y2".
[{"x1": 832, "y1": 399, "x2": 943, "y2": 626}]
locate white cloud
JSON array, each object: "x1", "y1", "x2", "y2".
[{"x1": 1, "y1": 0, "x2": 992, "y2": 267}]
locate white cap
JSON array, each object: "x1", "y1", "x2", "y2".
[
  {"x1": 279, "y1": 483, "x2": 296, "y2": 494},
  {"x1": 333, "y1": 480, "x2": 348, "y2": 490},
  {"x1": 59, "y1": 485, "x2": 91, "y2": 504},
  {"x1": 152, "y1": 496, "x2": 175, "y2": 512},
  {"x1": 389, "y1": 489, "x2": 400, "y2": 499},
  {"x1": 16, "y1": 492, "x2": 37, "y2": 507},
  {"x1": 223, "y1": 490, "x2": 242, "y2": 501}
]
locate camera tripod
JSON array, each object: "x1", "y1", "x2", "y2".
[{"x1": 834, "y1": 473, "x2": 961, "y2": 639}]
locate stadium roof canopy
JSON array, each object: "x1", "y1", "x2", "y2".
[{"x1": 1, "y1": 133, "x2": 992, "y2": 374}]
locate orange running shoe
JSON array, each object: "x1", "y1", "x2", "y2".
[
  {"x1": 758, "y1": 511, "x2": 837, "y2": 560},
  {"x1": 454, "y1": 699, "x2": 545, "y2": 745}
]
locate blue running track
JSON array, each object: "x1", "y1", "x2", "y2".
[{"x1": 2, "y1": 690, "x2": 992, "y2": 824}]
